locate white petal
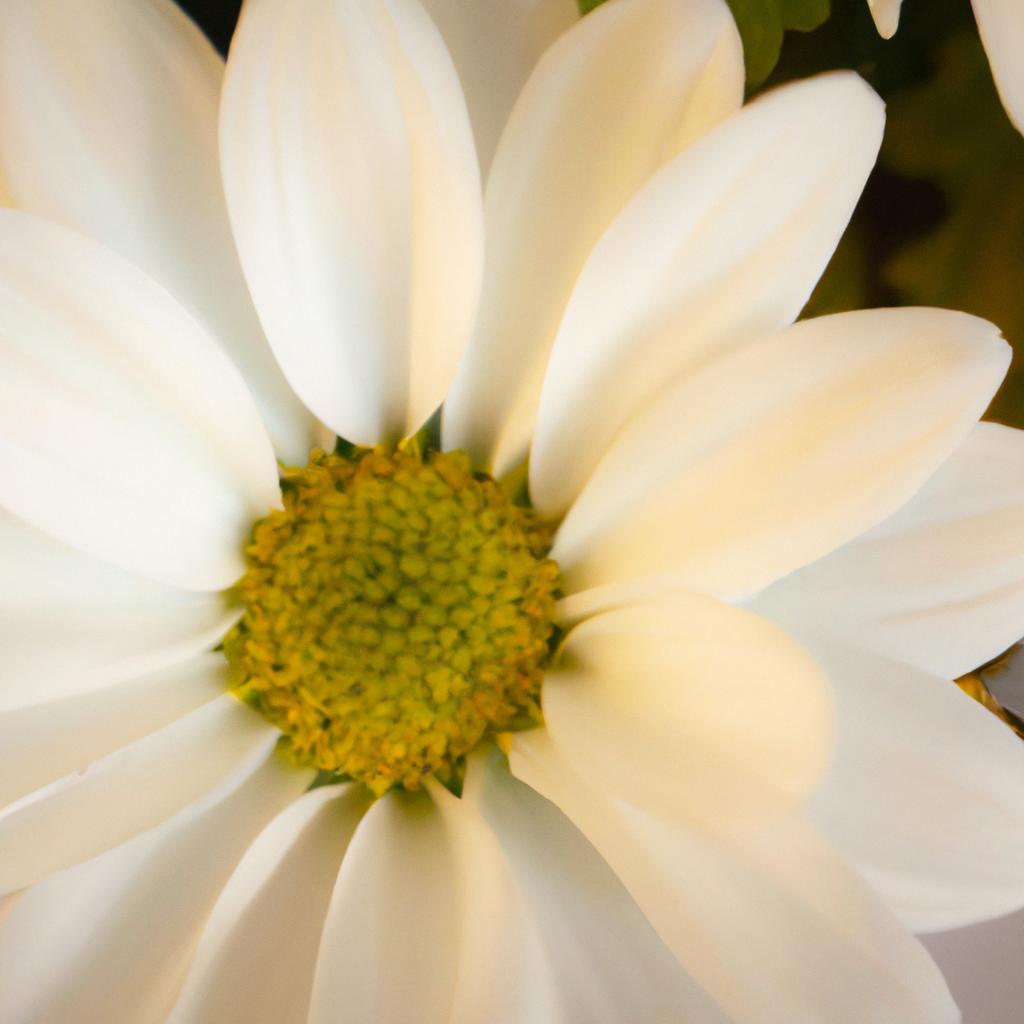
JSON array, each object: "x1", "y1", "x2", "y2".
[
  {"x1": 0, "y1": 654, "x2": 227, "y2": 810},
  {"x1": 442, "y1": 0, "x2": 743, "y2": 473},
  {"x1": 972, "y1": 0, "x2": 1024, "y2": 133},
  {"x1": 510, "y1": 731, "x2": 959, "y2": 1024},
  {"x1": 542, "y1": 597, "x2": 830, "y2": 827},
  {"x1": 170, "y1": 785, "x2": 370, "y2": 1024},
  {"x1": 307, "y1": 791, "x2": 460, "y2": 1024},
  {"x1": 418, "y1": 0, "x2": 577, "y2": 175},
  {"x1": 868, "y1": 0, "x2": 902, "y2": 38},
  {"x1": 0, "y1": 695, "x2": 278, "y2": 895},
  {"x1": 555, "y1": 308, "x2": 1009, "y2": 605},
  {"x1": 0, "y1": 511, "x2": 235, "y2": 710},
  {"x1": 530, "y1": 72, "x2": 886, "y2": 514},
  {"x1": 751, "y1": 422, "x2": 1024, "y2": 679},
  {"x1": 0, "y1": 209, "x2": 280, "y2": 591},
  {"x1": 792, "y1": 639, "x2": 1024, "y2": 933},
  {"x1": 0, "y1": 0, "x2": 314, "y2": 462},
  {"x1": 442, "y1": 750, "x2": 731, "y2": 1023},
  {"x1": 221, "y1": 0, "x2": 483, "y2": 446},
  {"x1": 0, "y1": 749, "x2": 308, "y2": 1024}
]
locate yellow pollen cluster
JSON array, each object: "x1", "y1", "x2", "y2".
[{"x1": 224, "y1": 447, "x2": 559, "y2": 796}]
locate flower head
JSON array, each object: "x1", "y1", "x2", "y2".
[{"x1": 1, "y1": 0, "x2": 1024, "y2": 1021}]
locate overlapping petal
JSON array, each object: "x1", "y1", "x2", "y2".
[
  {"x1": 0, "y1": 654, "x2": 227, "y2": 810},
  {"x1": 751, "y1": 422, "x2": 1024, "y2": 679},
  {"x1": 418, "y1": 0, "x2": 577, "y2": 174},
  {"x1": 0, "y1": 0, "x2": 313, "y2": 461},
  {"x1": 0, "y1": 752, "x2": 307, "y2": 1024},
  {"x1": 221, "y1": 0, "x2": 483, "y2": 447},
  {"x1": 797, "y1": 640, "x2": 1024, "y2": 932},
  {"x1": 554, "y1": 308, "x2": 1008, "y2": 607},
  {"x1": 540, "y1": 597, "x2": 830, "y2": 826},
  {"x1": 0, "y1": 696, "x2": 280, "y2": 896},
  {"x1": 170, "y1": 785, "x2": 370, "y2": 1024},
  {"x1": 529, "y1": 71, "x2": 886, "y2": 513},
  {"x1": 0, "y1": 512, "x2": 235, "y2": 710},
  {"x1": 306, "y1": 791, "x2": 460, "y2": 1024},
  {"x1": 511, "y1": 730, "x2": 959, "y2": 1024},
  {"x1": 447, "y1": 750, "x2": 730, "y2": 1022},
  {"x1": 0, "y1": 210, "x2": 280, "y2": 591},
  {"x1": 442, "y1": 0, "x2": 744, "y2": 474}
]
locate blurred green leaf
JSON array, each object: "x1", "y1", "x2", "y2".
[
  {"x1": 883, "y1": 31, "x2": 1024, "y2": 427},
  {"x1": 576, "y1": 0, "x2": 830, "y2": 85},
  {"x1": 727, "y1": 0, "x2": 830, "y2": 85}
]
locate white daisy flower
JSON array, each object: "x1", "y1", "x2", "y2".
[
  {"x1": 868, "y1": 0, "x2": 1024, "y2": 132},
  {"x1": 0, "y1": 0, "x2": 1023, "y2": 1021}
]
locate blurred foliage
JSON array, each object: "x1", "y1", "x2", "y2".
[{"x1": 720, "y1": 0, "x2": 831, "y2": 84}]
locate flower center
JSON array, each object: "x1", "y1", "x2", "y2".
[{"x1": 224, "y1": 447, "x2": 559, "y2": 796}]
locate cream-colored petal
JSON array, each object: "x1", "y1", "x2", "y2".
[
  {"x1": 442, "y1": 0, "x2": 743, "y2": 474},
  {"x1": 418, "y1": 0, "x2": 577, "y2": 175},
  {"x1": 867, "y1": 0, "x2": 902, "y2": 38},
  {"x1": 307, "y1": 791, "x2": 460, "y2": 1024},
  {"x1": 0, "y1": 0, "x2": 313, "y2": 461},
  {"x1": 751, "y1": 422, "x2": 1024, "y2": 679},
  {"x1": 444, "y1": 750, "x2": 731, "y2": 1023},
  {"x1": 221, "y1": 0, "x2": 483, "y2": 447},
  {"x1": 0, "y1": 750, "x2": 308, "y2": 1024},
  {"x1": 511, "y1": 731, "x2": 959, "y2": 1024},
  {"x1": 795, "y1": 640, "x2": 1024, "y2": 933},
  {"x1": 555, "y1": 308, "x2": 1008, "y2": 605},
  {"x1": 0, "y1": 210, "x2": 280, "y2": 591},
  {"x1": 0, "y1": 511, "x2": 234, "y2": 710},
  {"x1": 972, "y1": 0, "x2": 1024, "y2": 133},
  {"x1": 542, "y1": 597, "x2": 830, "y2": 827},
  {"x1": 169, "y1": 785, "x2": 369, "y2": 1024},
  {"x1": 0, "y1": 695, "x2": 278, "y2": 895},
  {"x1": 530, "y1": 72, "x2": 886, "y2": 514},
  {"x1": 0, "y1": 654, "x2": 227, "y2": 810}
]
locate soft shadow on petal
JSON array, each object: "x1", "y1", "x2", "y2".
[
  {"x1": 784, "y1": 638, "x2": 1024, "y2": 933},
  {"x1": 0, "y1": 511, "x2": 235, "y2": 711},
  {"x1": 0, "y1": 695, "x2": 279, "y2": 896},
  {"x1": 0, "y1": 653, "x2": 228, "y2": 810},
  {"x1": 0, "y1": 0, "x2": 314, "y2": 462},
  {"x1": 0, "y1": 750, "x2": 308, "y2": 1024},
  {"x1": 751, "y1": 422, "x2": 1024, "y2": 680},
  {"x1": 306, "y1": 789, "x2": 461, "y2": 1024},
  {"x1": 442, "y1": 0, "x2": 743, "y2": 474},
  {"x1": 221, "y1": 0, "x2": 483, "y2": 447},
  {"x1": 441, "y1": 750, "x2": 732, "y2": 1023},
  {"x1": 510, "y1": 731, "x2": 960, "y2": 1024},
  {"x1": 418, "y1": 0, "x2": 577, "y2": 176},
  {"x1": 169, "y1": 785, "x2": 370, "y2": 1024},
  {"x1": 0, "y1": 210, "x2": 281, "y2": 591},
  {"x1": 554, "y1": 308, "x2": 1008, "y2": 605},
  {"x1": 972, "y1": 0, "x2": 1024, "y2": 132},
  {"x1": 530, "y1": 72, "x2": 886, "y2": 514},
  {"x1": 542, "y1": 597, "x2": 831, "y2": 827}
]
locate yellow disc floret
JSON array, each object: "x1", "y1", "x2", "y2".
[{"x1": 224, "y1": 447, "x2": 559, "y2": 796}]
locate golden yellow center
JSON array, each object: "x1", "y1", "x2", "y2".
[{"x1": 224, "y1": 447, "x2": 559, "y2": 795}]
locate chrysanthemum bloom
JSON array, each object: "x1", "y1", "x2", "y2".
[
  {"x1": 868, "y1": 0, "x2": 1023, "y2": 132},
  {"x1": 1, "y1": 0, "x2": 1024, "y2": 1020}
]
